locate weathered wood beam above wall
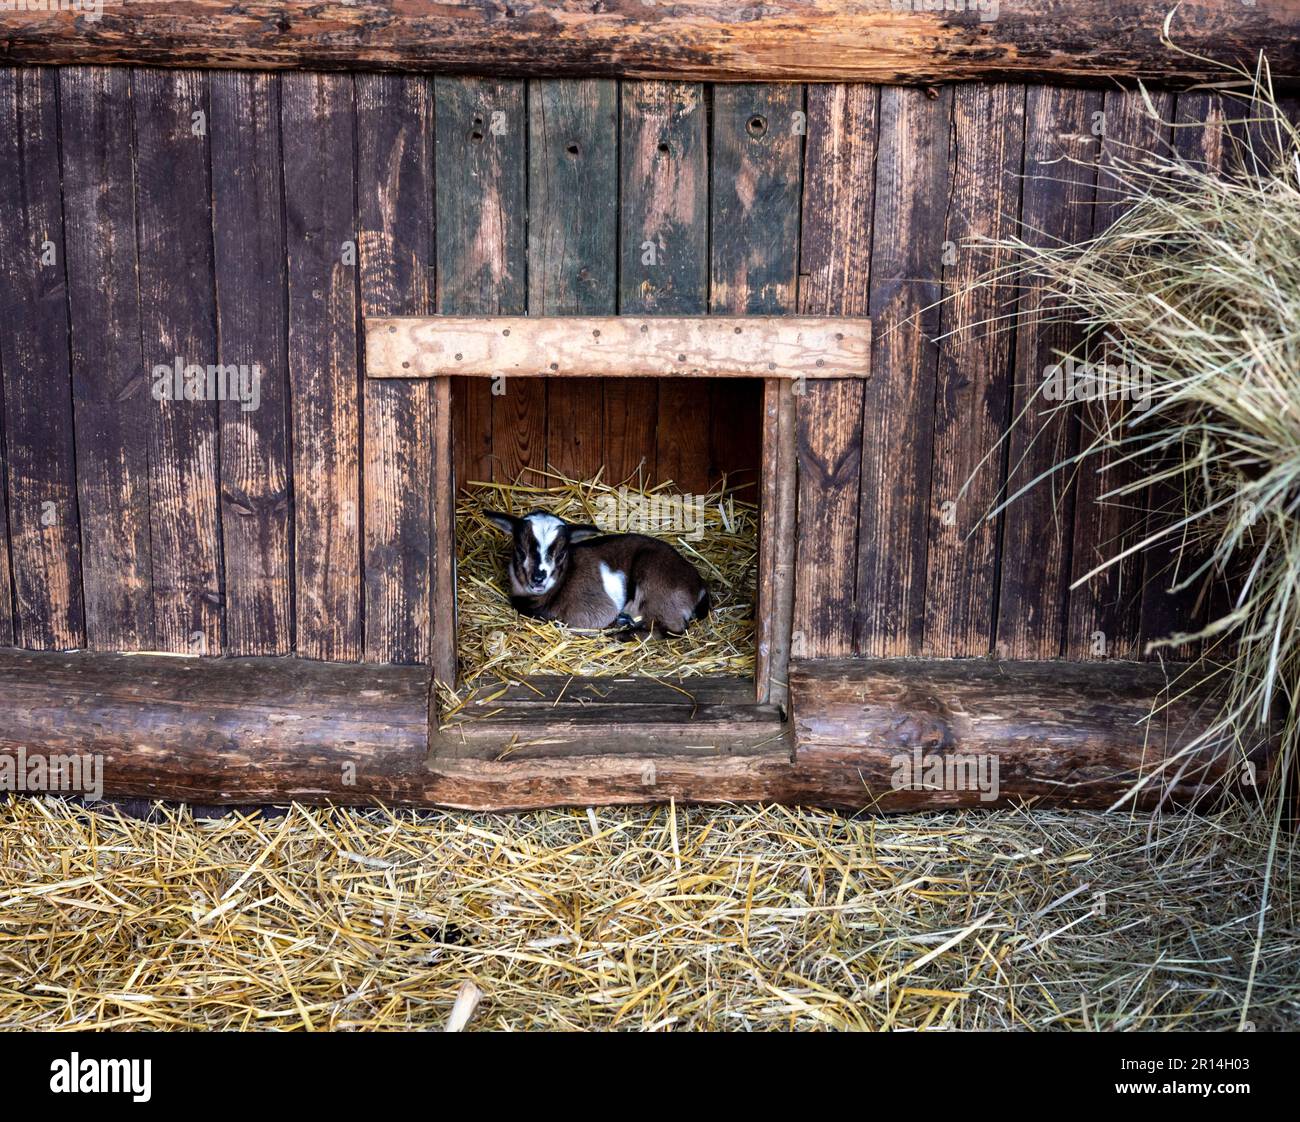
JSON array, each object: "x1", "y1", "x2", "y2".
[{"x1": 1, "y1": 2, "x2": 1296, "y2": 85}]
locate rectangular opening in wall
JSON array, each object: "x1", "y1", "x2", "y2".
[
  {"x1": 440, "y1": 373, "x2": 786, "y2": 749},
  {"x1": 364, "y1": 312, "x2": 869, "y2": 758}
]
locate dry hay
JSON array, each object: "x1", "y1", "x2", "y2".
[
  {"x1": 449, "y1": 472, "x2": 757, "y2": 713},
  {"x1": 1, "y1": 794, "x2": 1296, "y2": 1031}
]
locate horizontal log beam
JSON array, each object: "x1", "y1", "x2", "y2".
[
  {"x1": 0, "y1": 649, "x2": 1268, "y2": 811},
  {"x1": 366, "y1": 316, "x2": 871, "y2": 380},
  {"x1": 0, "y1": 2, "x2": 1296, "y2": 84}
]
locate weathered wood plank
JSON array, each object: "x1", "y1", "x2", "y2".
[
  {"x1": 282, "y1": 73, "x2": 362, "y2": 661},
  {"x1": 528, "y1": 79, "x2": 618, "y2": 482},
  {"x1": 619, "y1": 81, "x2": 708, "y2": 491},
  {"x1": 357, "y1": 73, "x2": 434, "y2": 666},
  {"x1": 996, "y1": 86, "x2": 1102, "y2": 659},
  {"x1": 794, "y1": 83, "x2": 876, "y2": 659},
  {"x1": 434, "y1": 78, "x2": 528, "y2": 490},
  {"x1": 1066, "y1": 88, "x2": 1173, "y2": 661},
  {"x1": 58, "y1": 65, "x2": 154, "y2": 652},
  {"x1": 922, "y1": 83, "x2": 1026, "y2": 657},
  {"x1": 789, "y1": 658, "x2": 1269, "y2": 810},
  {"x1": 0, "y1": 68, "x2": 84, "y2": 651},
  {"x1": 711, "y1": 84, "x2": 804, "y2": 702},
  {"x1": 133, "y1": 68, "x2": 223, "y2": 655},
  {"x1": 210, "y1": 70, "x2": 292, "y2": 657},
  {"x1": 0, "y1": 649, "x2": 1265, "y2": 812},
  {"x1": 3, "y1": 3, "x2": 1295, "y2": 85},
  {"x1": 1138, "y1": 90, "x2": 1225, "y2": 660},
  {"x1": 0, "y1": 452, "x2": 10, "y2": 647},
  {"x1": 368, "y1": 315, "x2": 870, "y2": 380},
  {"x1": 854, "y1": 85, "x2": 953, "y2": 657}
]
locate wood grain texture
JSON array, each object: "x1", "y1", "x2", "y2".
[
  {"x1": 133, "y1": 68, "x2": 223, "y2": 655},
  {"x1": 528, "y1": 79, "x2": 618, "y2": 481},
  {"x1": 795, "y1": 83, "x2": 877, "y2": 659},
  {"x1": 922, "y1": 83, "x2": 1026, "y2": 657},
  {"x1": 2, "y1": 2, "x2": 1296, "y2": 84},
  {"x1": 368, "y1": 315, "x2": 869, "y2": 380},
  {"x1": 789, "y1": 658, "x2": 1270, "y2": 810},
  {"x1": 996, "y1": 85, "x2": 1101, "y2": 659},
  {"x1": 0, "y1": 68, "x2": 85, "y2": 651},
  {"x1": 0, "y1": 454, "x2": 10, "y2": 646},
  {"x1": 710, "y1": 84, "x2": 804, "y2": 701},
  {"x1": 357, "y1": 73, "x2": 434, "y2": 666},
  {"x1": 435, "y1": 78, "x2": 528, "y2": 489},
  {"x1": 0, "y1": 648, "x2": 1265, "y2": 812},
  {"x1": 1138, "y1": 90, "x2": 1225, "y2": 660},
  {"x1": 619, "y1": 81, "x2": 708, "y2": 490},
  {"x1": 58, "y1": 66, "x2": 154, "y2": 651},
  {"x1": 210, "y1": 70, "x2": 292, "y2": 656},
  {"x1": 854, "y1": 85, "x2": 953, "y2": 657},
  {"x1": 1066, "y1": 88, "x2": 1173, "y2": 661},
  {"x1": 282, "y1": 72, "x2": 362, "y2": 661},
  {"x1": 707, "y1": 86, "x2": 797, "y2": 495}
]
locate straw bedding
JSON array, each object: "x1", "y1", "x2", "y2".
[
  {"x1": 2, "y1": 795, "x2": 1295, "y2": 1031},
  {"x1": 449, "y1": 474, "x2": 757, "y2": 712}
]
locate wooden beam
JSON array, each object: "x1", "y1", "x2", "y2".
[
  {"x1": 1, "y1": 3, "x2": 1296, "y2": 84},
  {"x1": 789, "y1": 658, "x2": 1271, "y2": 809},
  {"x1": 366, "y1": 316, "x2": 870, "y2": 381},
  {"x1": 0, "y1": 649, "x2": 1269, "y2": 811}
]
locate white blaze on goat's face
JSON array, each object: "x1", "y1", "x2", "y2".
[{"x1": 523, "y1": 513, "x2": 565, "y2": 594}]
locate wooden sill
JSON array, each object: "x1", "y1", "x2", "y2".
[{"x1": 433, "y1": 675, "x2": 790, "y2": 762}]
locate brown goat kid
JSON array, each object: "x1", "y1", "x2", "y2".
[{"x1": 484, "y1": 511, "x2": 711, "y2": 637}]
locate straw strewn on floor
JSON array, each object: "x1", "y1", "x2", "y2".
[
  {"x1": 1, "y1": 796, "x2": 1295, "y2": 1031},
  {"x1": 450, "y1": 474, "x2": 757, "y2": 713}
]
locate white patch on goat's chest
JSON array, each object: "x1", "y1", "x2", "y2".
[{"x1": 598, "y1": 562, "x2": 627, "y2": 611}]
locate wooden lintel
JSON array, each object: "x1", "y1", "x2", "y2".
[
  {"x1": 365, "y1": 316, "x2": 871, "y2": 381},
  {"x1": 0, "y1": 649, "x2": 1270, "y2": 812},
  {"x1": 0, "y1": 3, "x2": 1296, "y2": 85}
]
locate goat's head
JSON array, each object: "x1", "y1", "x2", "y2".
[{"x1": 484, "y1": 510, "x2": 601, "y2": 597}]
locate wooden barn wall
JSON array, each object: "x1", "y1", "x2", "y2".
[{"x1": 0, "y1": 68, "x2": 1244, "y2": 666}]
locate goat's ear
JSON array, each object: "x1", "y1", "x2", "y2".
[
  {"x1": 483, "y1": 511, "x2": 519, "y2": 535},
  {"x1": 566, "y1": 523, "x2": 603, "y2": 543}
]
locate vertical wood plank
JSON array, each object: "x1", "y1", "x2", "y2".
[
  {"x1": 1138, "y1": 91, "x2": 1225, "y2": 660},
  {"x1": 1066, "y1": 88, "x2": 1173, "y2": 661},
  {"x1": 853, "y1": 85, "x2": 953, "y2": 657},
  {"x1": 528, "y1": 79, "x2": 618, "y2": 482},
  {"x1": 794, "y1": 83, "x2": 877, "y2": 658},
  {"x1": 282, "y1": 73, "x2": 361, "y2": 662},
  {"x1": 712, "y1": 84, "x2": 803, "y2": 701},
  {"x1": 59, "y1": 66, "x2": 154, "y2": 651},
  {"x1": 923, "y1": 83, "x2": 1025, "y2": 657},
  {"x1": 357, "y1": 73, "x2": 434, "y2": 665},
  {"x1": 210, "y1": 70, "x2": 292, "y2": 657},
  {"x1": 996, "y1": 85, "x2": 1102, "y2": 659},
  {"x1": 434, "y1": 78, "x2": 528, "y2": 488},
  {"x1": 133, "y1": 68, "x2": 223, "y2": 655},
  {"x1": 619, "y1": 81, "x2": 708, "y2": 491},
  {"x1": 0, "y1": 68, "x2": 85, "y2": 651},
  {"x1": 711, "y1": 85, "x2": 801, "y2": 496},
  {"x1": 0, "y1": 434, "x2": 10, "y2": 645}
]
